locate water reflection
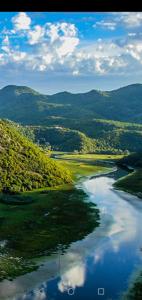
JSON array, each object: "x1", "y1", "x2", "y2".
[
  {"x1": 58, "y1": 261, "x2": 85, "y2": 293},
  {"x1": 1, "y1": 174, "x2": 142, "y2": 300}
]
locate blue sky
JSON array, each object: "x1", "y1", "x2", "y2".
[{"x1": 0, "y1": 12, "x2": 142, "y2": 94}]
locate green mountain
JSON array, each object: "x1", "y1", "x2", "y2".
[
  {"x1": 0, "y1": 120, "x2": 71, "y2": 193},
  {"x1": 0, "y1": 84, "x2": 142, "y2": 153},
  {"x1": 24, "y1": 126, "x2": 97, "y2": 153},
  {"x1": 18, "y1": 120, "x2": 142, "y2": 154},
  {"x1": 76, "y1": 119, "x2": 142, "y2": 152},
  {"x1": 0, "y1": 83, "x2": 142, "y2": 125}
]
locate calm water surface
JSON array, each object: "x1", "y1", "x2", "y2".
[{"x1": 0, "y1": 171, "x2": 142, "y2": 300}]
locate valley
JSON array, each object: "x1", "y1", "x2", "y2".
[
  {"x1": 0, "y1": 84, "x2": 141, "y2": 299},
  {"x1": 0, "y1": 154, "x2": 142, "y2": 300}
]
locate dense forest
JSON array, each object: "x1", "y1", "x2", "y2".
[
  {"x1": 23, "y1": 120, "x2": 142, "y2": 154},
  {"x1": 0, "y1": 120, "x2": 71, "y2": 194}
]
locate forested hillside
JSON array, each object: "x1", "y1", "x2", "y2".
[
  {"x1": 19, "y1": 120, "x2": 142, "y2": 154},
  {"x1": 0, "y1": 120, "x2": 71, "y2": 193},
  {"x1": 114, "y1": 153, "x2": 142, "y2": 196}
]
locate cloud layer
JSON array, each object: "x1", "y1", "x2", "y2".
[{"x1": 0, "y1": 12, "x2": 142, "y2": 92}]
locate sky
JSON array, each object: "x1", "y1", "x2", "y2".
[{"x1": 0, "y1": 12, "x2": 142, "y2": 94}]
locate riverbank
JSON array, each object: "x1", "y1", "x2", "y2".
[
  {"x1": 114, "y1": 153, "x2": 142, "y2": 199},
  {"x1": 114, "y1": 169, "x2": 142, "y2": 199}
]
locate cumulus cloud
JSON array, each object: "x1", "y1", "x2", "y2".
[
  {"x1": 28, "y1": 25, "x2": 45, "y2": 45},
  {"x1": 12, "y1": 12, "x2": 31, "y2": 31},
  {"x1": 26, "y1": 22, "x2": 79, "y2": 71},
  {"x1": 57, "y1": 36, "x2": 79, "y2": 57},
  {"x1": 0, "y1": 12, "x2": 142, "y2": 79}
]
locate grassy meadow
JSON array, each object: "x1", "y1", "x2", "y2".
[{"x1": 51, "y1": 152, "x2": 123, "y2": 180}]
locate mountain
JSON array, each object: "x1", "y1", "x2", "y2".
[
  {"x1": 0, "y1": 120, "x2": 71, "y2": 193},
  {"x1": 17, "y1": 120, "x2": 142, "y2": 154},
  {"x1": 24, "y1": 126, "x2": 97, "y2": 153},
  {"x1": 0, "y1": 84, "x2": 142, "y2": 153},
  {"x1": 0, "y1": 84, "x2": 142, "y2": 125}
]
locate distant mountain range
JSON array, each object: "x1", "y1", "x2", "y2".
[
  {"x1": 0, "y1": 83, "x2": 142, "y2": 125},
  {"x1": 0, "y1": 83, "x2": 142, "y2": 153}
]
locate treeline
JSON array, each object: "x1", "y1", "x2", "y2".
[
  {"x1": 7, "y1": 118, "x2": 142, "y2": 154},
  {"x1": 35, "y1": 118, "x2": 142, "y2": 153}
]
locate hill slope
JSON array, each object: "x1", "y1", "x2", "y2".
[
  {"x1": 25, "y1": 126, "x2": 97, "y2": 153},
  {"x1": 0, "y1": 120, "x2": 71, "y2": 193},
  {"x1": 19, "y1": 120, "x2": 142, "y2": 154}
]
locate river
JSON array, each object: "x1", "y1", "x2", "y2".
[{"x1": 0, "y1": 170, "x2": 142, "y2": 300}]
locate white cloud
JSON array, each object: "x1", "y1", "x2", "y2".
[
  {"x1": 1, "y1": 14, "x2": 142, "y2": 79},
  {"x1": 120, "y1": 12, "x2": 142, "y2": 28},
  {"x1": 73, "y1": 70, "x2": 79, "y2": 76},
  {"x1": 94, "y1": 13, "x2": 142, "y2": 31},
  {"x1": 59, "y1": 22, "x2": 77, "y2": 37},
  {"x1": 12, "y1": 12, "x2": 31, "y2": 31},
  {"x1": 28, "y1": 25, "x2": 45, "y2": 45},
  {"x1": 126, "y1": 41, "x2": 142, "y2": 61},
  {"x1": 45, "y1": 23, "x2": 59, "y2": 43},
  {"x1": 45, "y1": 22, "x2": 78, "y2": 44},
  {"x1": 94, "y1": 21, "x2": 117, "y2": 31},
  {"x1": 1, "y1": 35, "x2": 10, "y2": 54},
  {"x1": 25, "y1": 22, "x2": 80, "y2": 71},
  {"x1": 12, "y1": 51, "x2": 27, "y2": 62},
  {"x1": 128, "y1": 33, "x2": 137, "y2": 37},
  {"x1": 57, "y1": 36, "x2": 79, "y2": 57}
]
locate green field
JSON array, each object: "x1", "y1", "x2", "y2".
[
  {"x1": 52, "y1": 152, "x2": 123, "y2": 180},
  {"x1": 57, "y1": 160, "x2": 109, "y2": 179},
  {"x1": 52, "y1": 152, "x2": 120, "y2": 180},
  {"x1": 56, "y1": 153, "x2": 123, "y2": 161}
]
